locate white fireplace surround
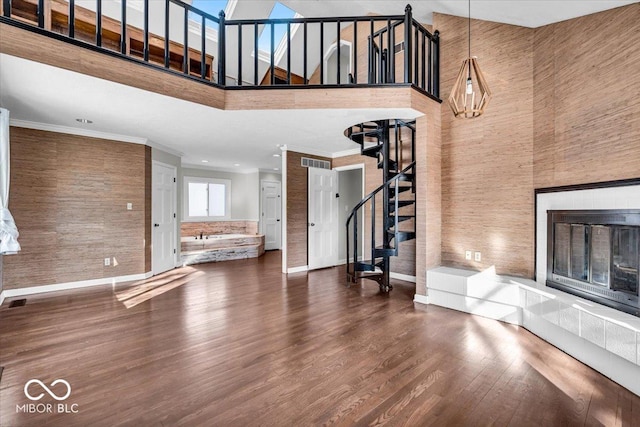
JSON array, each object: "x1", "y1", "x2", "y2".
[
  {"x1": 536, "y1": 184, "x2": 640, "y2": 284},
  {"x1": 423, "y1": 184, "x2": 640, "y2": 397}
]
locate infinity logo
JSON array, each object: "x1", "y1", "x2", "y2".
[{"x1": 24, "y1": 379, "x2": 72, "y2": 401}]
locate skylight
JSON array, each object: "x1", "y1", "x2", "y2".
[
  {"x1": 188, "y1": 0, "x2": 229, "y2": 29},
  {"x1": 258, "y1": 2, "x2": 299, "y2": 53}
]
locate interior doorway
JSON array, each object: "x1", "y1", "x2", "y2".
[
  {"x1": 152, "y1": 161, "x2": 177, "y2": 275},
  {"x1": 261, "y1": 180, "x2": 282, "y2": 250},
  {"x1": 308, "y1": 167, "x2": 339, "y2": 270},
  {"x1": 323, "y1": 40, "x2": 352, "y2": 84},
  {"x1": 335, "y1": 164, "x2": 364, "y2": 265}
]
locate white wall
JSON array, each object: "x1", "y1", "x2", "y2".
[{"x1": 181, "y1": 167, "x2": 259, "y2": 221}]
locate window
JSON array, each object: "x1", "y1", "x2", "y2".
[
  {"x1": 258, "y1": 2, "x2": 299, "y2": 53},
  {"x1": 184, "y1": 177, "x2": 231, "y2": 220}
]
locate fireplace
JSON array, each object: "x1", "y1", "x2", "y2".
[{"x1": 547, "y1": 210, "x2": 640, "y2": 317}]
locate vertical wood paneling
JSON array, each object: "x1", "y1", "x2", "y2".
[
  {"x1": 4, "y1": 127, "x2": 148, "y2": 289},
  {"x1": 286, "y1": 151, "x2": 331, "y2": 269},
  {"x1": 533, "y1": 4, "x2": 640, "y2": 188},
  {"x1": 435, "y1": 13, "x2": 534, "y2": 278}
]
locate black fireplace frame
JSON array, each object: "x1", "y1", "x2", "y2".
[{"x1": 546, "y1": 209, "x2": 640, "y2": 317}]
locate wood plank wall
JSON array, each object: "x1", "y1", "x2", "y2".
[
  {"x1": 533, "y1": 4, "x2": 640, "y2": 188},
  {"x1": 412, "y1": 91, "x2": 442, "y2": 294},
  {"x1": 286, "y1": 151, "x2": 331, "y2": 269},
  {"x1": 435, "y1": 13, "x2": 535, "y2": 278},
  {"x1": 3, "y1": 127, "x2": 150, "y2": 289}
]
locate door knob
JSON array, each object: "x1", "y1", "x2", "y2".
[
  {"x1": 154, "y1": 223, "x2": 160, "y2": 227},
  {"x1": 309, "y1": 223, "x2": 315, "y2": 227},
  {"x1": 276, "y1": 219, "x2": 280, "y2": 222}
]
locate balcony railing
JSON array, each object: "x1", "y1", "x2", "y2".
[{"x1": 1, "y1": 0, "x2": 440, "y2": 100}]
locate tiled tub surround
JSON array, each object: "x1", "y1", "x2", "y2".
[
  {"x1": 181, "y1": 221, "x2": 259, "y2": 237},
  {"x1": 425, "y1": 184, "x2": 640, "y2": 397},
  {"x1": 180, "y1": 234, "x2": 265, "y2": 266},
  {"x1": 180, "y1": 221, "x2": 263, "y2": 265}
]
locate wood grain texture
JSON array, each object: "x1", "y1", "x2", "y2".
[
  {"x1": 1, "y1": 251, "x2": 638, "y2": 426},
  {"x1": 181, "y1": 221, "x2": 259, "y2": 237},
  {"x1": 0, "y1": 22, "x2": 226, "y2": 110},
  {"x1": 435, "y1": 13, "x2": 534, "y2": 278},
  {"x1": 412, "y1": 92, "x2": 442, "y2": 294},
  {"x1": 225, "y1": 86, "x2": 413, "y2": 111},
  {"x1": 3, "y1": 127, "x2": 149, "y2": 289},
  {"x1": 286, "y1": 151, "x2": 331, "y2": 269},
  {"x1": 533, "y1": 3, "x2": 640, "y2": 189}
]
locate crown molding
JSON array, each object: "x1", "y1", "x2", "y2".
[{"x1": 10, "y1": 119, "x2": 148, "y2": 145}]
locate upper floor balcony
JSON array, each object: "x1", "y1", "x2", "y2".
[{"x1": 0, "y1": 0, "x2": 440, "y2": 101}]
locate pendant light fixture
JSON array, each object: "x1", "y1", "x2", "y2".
[{"x1": 448, "y1": 0, "x2": 491, "y2": 118}]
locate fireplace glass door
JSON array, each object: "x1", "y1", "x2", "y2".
[
  {"x1": 611, "y1": 227, "x2": 639, "y2": 295},
  {"x1": 590, "y1": 225, "x2": 611, "y2": 286}
]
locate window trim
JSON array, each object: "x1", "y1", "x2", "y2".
[{"x1": 183, "y1": 176, "x2": 231, "y2": 222}]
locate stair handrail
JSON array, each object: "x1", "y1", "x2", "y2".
[{"x1": 346, "y1": 160, "x2": 415, "y2": 281}]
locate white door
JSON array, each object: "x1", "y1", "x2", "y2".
[
  {"x1": 152, "y1": 162, "x2": 176, "y2": 275},
  {"x1": 261, "y1": 180, "x2": 282, "y2": 250},
  {"x1": 308, "y1": 168, "x2": 339, "y2": 270}
]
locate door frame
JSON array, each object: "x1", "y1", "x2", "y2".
[
  {"x1": 334, "y1": 163, "x2": 366, "y2": 264},
  {"x1": 151, "y1": 160, "x2": 178, "y2": 275},
  {"x1": 260, "y1": 179, "x2": 282, "y2": 250}
]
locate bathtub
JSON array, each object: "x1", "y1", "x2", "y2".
[{"x1": 180, "y1": 234, "x2": 265, "y2": 265}]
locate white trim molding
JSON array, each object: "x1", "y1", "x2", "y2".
[
  {"x1": 10, "y1": 119, "x2": 148, "y2": 145},
  {"x1": 0, "y1": 272, "x2": 153, "y2": 304},
  {"x1": 287, "y1": 265, "x2": 308, "y2": 274},
  {"x1": 390, "y1": 272, "x2": 417, "y2": 283},
  {"x1": 413, "y1": 294, "x2": 430, "y2": 305}
]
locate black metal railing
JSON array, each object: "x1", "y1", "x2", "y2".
[{"x1": 1, "y1": 0, "x2": 439, "y2": 99}]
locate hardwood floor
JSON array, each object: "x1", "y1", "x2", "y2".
[{"x1": 1, "y1": 251, "x2": 639, "y2": 426}]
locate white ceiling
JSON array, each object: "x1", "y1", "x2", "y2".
[
  {"x1": 279, "y1": 0, "x2": 638, "y2": 28},
  {"x1": 0, "y1": 54, "x2": 418, "y2": 172}
]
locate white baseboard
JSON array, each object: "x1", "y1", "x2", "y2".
[
  {"x1": 413, "y1": 294, "x2": 430, "y2": 305},
  {"x1": 287, "y1": 265, "x2": 308, "y2": 274},
  {"x1": 0, "y1": 272, "x2": 153, "y2": 303},
  {"x1": 390, "y1": 272, "x2": 417, "y2": 283}
]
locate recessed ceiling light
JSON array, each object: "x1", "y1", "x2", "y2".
[
  {"x1": 201, "y1": 160, "x2": 209, "y2": 163},
  {"x1": 233, "y1": 163, "x2": 240, "y2": 167},
  {"x1": 273, "y1": 154, "x2": 281, "y2": 157},
  {"x1": 274, "y1": 168, "x2": 280, "y2": 171},
  {"x1": 76, "y1": 118, "x2": 93, "y2": 124}
]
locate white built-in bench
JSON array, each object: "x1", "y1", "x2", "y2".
[{"x1": 425, "y1": 266, "x2": 640, "y2": 397}]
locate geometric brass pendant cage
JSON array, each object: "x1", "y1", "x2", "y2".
[{"x1": 447, "y1": 56, "x2": 491, "y2": 118}]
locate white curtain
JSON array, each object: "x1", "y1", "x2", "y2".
[{"x1": 0, "y1": 108, "x2": 20, "y2": 254}]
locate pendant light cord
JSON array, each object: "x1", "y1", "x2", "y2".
[{"x1": 468, "y1": 0, "x2": 471, "y2": 78}]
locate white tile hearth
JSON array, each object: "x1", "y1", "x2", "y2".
[{"x1": 425, "y1": 266, "x2": 640, "y2": 397}]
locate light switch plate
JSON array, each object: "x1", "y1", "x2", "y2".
[
  {"x1": 474, "y1": 252, "x2": 481, "y2": 262},
  {"x1": 465, "y1": 250, "x2": 472, "y2": 260},
  {"x1": 127, "y1": 203, "x2": 133, "y2": 210}
]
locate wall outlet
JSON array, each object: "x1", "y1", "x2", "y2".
[
  {"x1": 474, "y1": 251, "x2": 481, "y2": 262},
  {"x1": 127, "y1": 203, "x2": 133, "y2": 210},
  {"x1": 465, "y1": 250, "x2": 472, "y2": 260},
  {"x1": 104, "y1": 257, "x2": 111, "y2": 266}
]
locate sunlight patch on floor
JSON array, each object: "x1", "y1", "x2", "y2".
[{"x1": 115, "y1": 267, "x2": 204, "y2": 308}]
